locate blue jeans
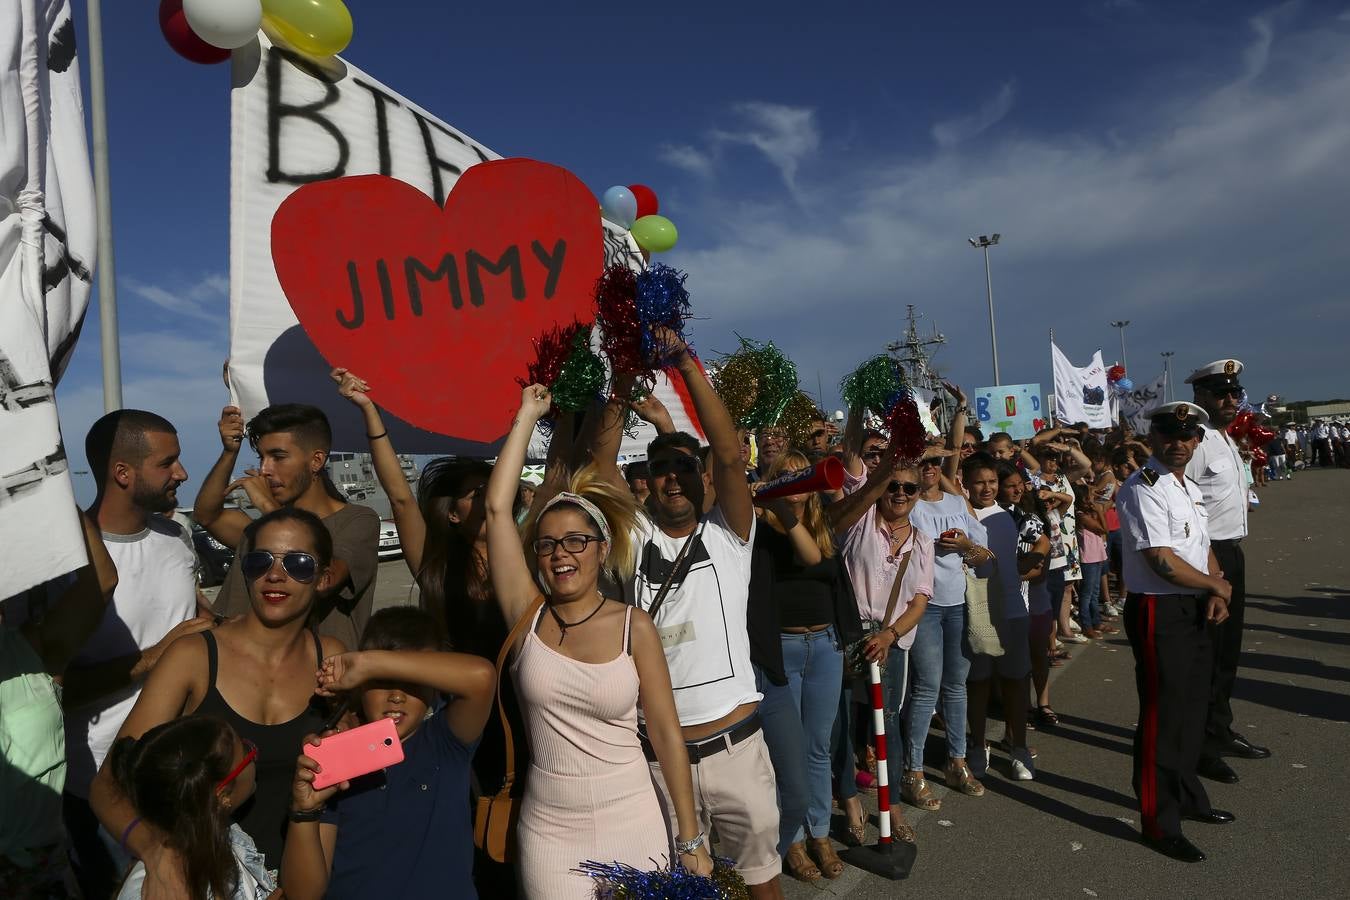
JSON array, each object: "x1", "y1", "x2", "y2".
[
  {"x1": 834, "y1": 644, "x2": 908, "y2": 807},
  {"x1": 1078, "y1": 560, "x2": 1107, "y2": 629},
  {"x1": 773, "y1": 628, "x2": 844, "y2": 845},
  {"x1": 755, "y1": 666, "x2": 806, "y2": 856},
  {"x1": 905, "y1": 603, "x2": 970, "y2": 769}
]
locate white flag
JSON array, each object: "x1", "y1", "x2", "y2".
[
  {"x1": 1115, "y1": 371, "x2": 1167, "y2": 434},
  {"x1": 1051, "y1": 343, "x2": 1112, "y2": 429},
  {"x1": 0, "y1": 0, "x2": 97, "y2": 599}
]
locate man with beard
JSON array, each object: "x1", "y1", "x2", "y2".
[
  {"x1": 61, "y1": 411, "x2": 212, "y2": 898},
  {"x1": 196, "y1": 403, "x2": 378, "y2": 648},
  {"x1": 598, "y1": 329, "x2": 783, "y2": 898},
  {"x1": 1117, "y1": 402, "x2": 1234, "y2": 863},
  {"x1": 1183, "y1": 360, "x2": 1272, "y2": 784}
]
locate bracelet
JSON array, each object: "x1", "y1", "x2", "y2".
[
  {"x1": 366, "y1": 431, "x2": 388, "y2": 441},
  {"x1": 954, "y1": 405, "x2": 968, "y2": 414},
  {"x1": 675, "y1": 831, "x2": 706, "y2": 855},
  {"x1": 288, "y1": 807, "x2": 324, "y2": 823},
  {"x1": 119, "y1": 817, "x2": 142, "y2": 855}
]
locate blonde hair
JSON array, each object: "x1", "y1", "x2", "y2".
[
  {"x1": 521, "y1": 462, "x2": 644, "y2": 584},
  {"x1": 763, "y1": 450, "x2": 835, "y2": 558}
]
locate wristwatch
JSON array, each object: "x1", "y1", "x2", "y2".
[{"x1": 675, "y1": 832, "x2": 707, "y2": 855}]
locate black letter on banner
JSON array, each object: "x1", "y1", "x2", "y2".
[
  {"x1": 466, "y1": 247, "x2": 525, "y2": 308},
  {"x1": 411, "y1": 111, "x2": 492, "y2": 206},
  {"x1": 339, "y1": 262, "x2": 365, "y2": 329},
  {"x1": 266, "y1": 49, "x2": 349, "y2": 184},
  {"x1": 530, "y1": 240, "x2": 566, "y2": 299},
  {"x1": 351, "y1": 78, "x2": 402, "y2": 177},
  {"x1": 405, "y1": 254, "x2": 463, "y2": 314},
  {"x1": 376, "y1": 259, "x2": 396, "y2": 321}
]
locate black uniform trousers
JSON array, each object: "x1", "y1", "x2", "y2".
[
  {"x1": 1125, "y1": 592, "x2": 1213, "y2": 840},
  {"x1": 1203, "y1": 538, "x2": 1246, "y2": 760}
]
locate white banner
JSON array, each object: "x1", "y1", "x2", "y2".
[
  {"x1": 0, "y1": 0, "x2": 96, "y2": 599},
  {"x1": 1113, "y1": 371, "x2": 1167, "y2": 434},
  {"x1": 1051, "y1": 343, "x2": 1112, "y2": 429},
  {"x1": 228, "y1": 35, "x2": 700, "y2": 460}
]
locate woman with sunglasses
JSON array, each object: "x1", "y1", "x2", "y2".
[
  {"x1": 484, "y1": 385, "x2": 712, "y2": 897},
  {"x1": 110, "y1": 716, "x2": 274, "y2": 899},
  {"x1": 92, "y1": 508, "x2": 342, "y2": 890},
  {"x1": 830, "y1": 437, "x2": 932, "y2": 844}
]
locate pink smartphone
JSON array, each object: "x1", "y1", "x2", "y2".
[{"x1": 307, "y1": 718, "x2": 404, "y2": 790}]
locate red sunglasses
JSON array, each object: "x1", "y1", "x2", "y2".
[{"x1": 217, "y1": 737, "x2": 258, "y2": 792}]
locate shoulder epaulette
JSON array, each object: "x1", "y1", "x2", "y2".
[{"x1": 1140, "y1": 467, "x2": 1160, "y2": 487}]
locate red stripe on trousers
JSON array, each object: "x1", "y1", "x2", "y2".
[{"x1": 1140, "y1": 594, "x2": 1160, "y2": 838}]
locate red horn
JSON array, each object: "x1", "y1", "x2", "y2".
[{"x1": 754, "y1": 457, "x2": 845, "y2": 504}]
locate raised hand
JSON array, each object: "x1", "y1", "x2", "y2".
[
  {"x1": 628, "y1": 391, "x2": 670, "y2": 425},
  {"x1": 518, "y1": 384, "x2": 554, "y2": 421},
  {"x1": 291, "y1": 734, "x2": 348, "y2": 815},
  {"x1": 942, "y1": 381, "x2": 968, "y2": 406},
  {"x1": 226, "y1": 469, "x2": 277, "y2": 514},
  {"x1": 315, "y1": 652, "x2": 367, "y2": 697},
  {"x1": 218, "y1": 406, "x2": 245, "y2": 452},
  {"x1": 331, "y1": 367, "x2": 373, "y2": 408},
  {"x1": 649, "y1": 325, "x2": 689, "y2": 363}
]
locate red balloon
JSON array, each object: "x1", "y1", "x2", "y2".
[
  {"x1": 1226, "y1": 410, "x2": 1254, "y2": 440},
  {"x1": 1247, "y1": 425, "x2": 1276, "y2": 449},
  {"x1": 628, "y1": 184, "x2": 659, "y2": 220},
  {"x1": 159, "y1": 0, "x2": 231, "y2": 64},
  {"x1": 1106, "y1": 365, "x2": 1126, "y2": 384},
  {"x1": 1251, "y1": 447, "x2": 1268, "y2": 468}
]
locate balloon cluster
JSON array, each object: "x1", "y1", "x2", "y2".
[
  {"x1": 1106, "y1": 365, "x2": 1134, "y2": 394},
  {"x1": 594, "y1": 263, "x2": 694, "y2": 380},
  {"x1": 600, "y1": 184, "x2": 679, "y2": 254},
  {"x1": 840, "y1": 355, "x2": 926, "y2": 461},
  {"x1": 710, "y1": 338, "x2": 799, "y2": 430},
  {"x1": 1228, "y1": 409, "x2": 1277, "y2": 470},
  {"x1": 159, "y1": 0, "x2": 352, "y2": 65},
  {"x1": 519, "y1": 322, "x2": 606, "y2": 414},
  {"x1": 577, "y1": 857, "x2": 748, "y2": 899}
]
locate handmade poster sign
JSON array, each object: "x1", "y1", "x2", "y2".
[
  {"x1": 973, "y1": 383, "x2": 1043, "y2": 440},
  {"x1": 229, "y1": 34, "x2": 699, "y2": 455},
  {"x1": 1050, "y1": 343, "x2": 1112, "y2": 429}
]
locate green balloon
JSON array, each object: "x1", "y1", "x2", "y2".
[{"x1": 631, "y1": 215, "x2": 678, "y2": 253}]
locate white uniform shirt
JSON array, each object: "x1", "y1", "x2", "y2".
[
  {"x1": 1116, "y1": 459, "x2": 1212, "y2": 597},
  {"x1": 1184, "y1": 425, "x2": 1248, "y2": 540},
  {"x1": 1283, "y1": 428, "x2": 1296, "y2": 446},
  {"x1": 627, "y1": 508, "x2": 760, "y2": 727},
  {"x1": 1313, "y1": 423, "x2": 1329, "y2": 440}
]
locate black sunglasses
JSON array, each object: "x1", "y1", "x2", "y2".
[
  {"x1": 649, "y1": 455, "x2": 701, "y2": 477},
  {"x1": 862, "y1": 449, "x2": 886, "y2": 459},
  {"x1": 1202, "y1": 385, "x2": 1243, "y2": 398},
  {"x1": 241, "y1": 550, "x2": 318, "y2": 583},
  {"x1": 532, "y1": 533, "x2": 604, "y2": 557},
  {"x1": 887, "y1": 481, "x2": 920, "y2": 496}
]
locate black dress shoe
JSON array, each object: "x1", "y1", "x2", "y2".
[
  {"x1": 1197, "y1": 757, "x2": 1240, "y2": 784},
  {"x1": 1185, "y1": 809, "x2": 1236, "y2": 825},
  {"x1": 1222, "y1": 733, "x2": 1272, "y2": 759},
  {"x1": 1142, "y1": 834, "x2": 1206, "y2": 863}
]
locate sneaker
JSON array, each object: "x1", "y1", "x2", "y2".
[
  {"x1": 1063, "y1": 633, "x2": 1088, "y2": 644},
  {"x1": 1069, "y1": 619, "x2": 1083, "y2": 633},
  {"x1": 1010, "y1": 747, "x2": 1036, "y2": 781},
  {"x1": 970, "y1": 743, "x2": 989, "y2": 778}
]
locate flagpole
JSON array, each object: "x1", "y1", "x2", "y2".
[{"x1": 86, "y1": 0, "x2": 122, "y2": 411}]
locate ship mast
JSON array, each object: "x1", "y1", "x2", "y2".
[{"x1": 886, "y1": 305, "x2": 949, "y2": 427}]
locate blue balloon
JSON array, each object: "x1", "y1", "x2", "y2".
[
  {"x1": 1116, "y1": 377, "x2": 1134, "y2": 392},
  {"x1": 600, "y1": 185, "x2": 638, "y2": 229}
]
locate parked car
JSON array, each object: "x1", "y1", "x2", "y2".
[{"x1": 377, "y1": 518, "x2": 402, "y2": 561}]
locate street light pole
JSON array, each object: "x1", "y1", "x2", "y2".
[
  {"x1": 87, "y1": 0, "x2": 123, "y2": 412},
  {"x1": 968, "y1": 234, "x2": 1002, "y2": 385},
  {"x1": 1109, "y1": 320, "x2": 1130, "y2": 371},
  {"x1": 1160, "y1": 351, "x2": 1175, "y2": 402}
]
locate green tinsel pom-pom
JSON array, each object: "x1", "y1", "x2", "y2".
[
  {"x1": 841, "y1": 355, "x2": 907, "y2": 416},
  {"x1": 548, "y1": 326, "x2": 606, "y2": 413},
  {"x1": 712, "y1": 337, "x2": 799, "y2": 430},
  {"x1": 778, "y1": 391, "x2": 825, "y2": 450}
]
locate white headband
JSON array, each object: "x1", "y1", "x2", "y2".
[{"x1": 541, "y1": 491, "x2": 612, "y2": 545}]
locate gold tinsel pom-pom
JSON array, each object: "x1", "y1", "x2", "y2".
[{"x1": 779, "y1": 391, "x2": 825, "y2": 450}]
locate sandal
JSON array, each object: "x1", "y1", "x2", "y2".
[
  {"x1": 889, "y1": 808, "x2": 918, "y2": 844},
  {"x1": 945, "y1": 760, "x2": 986, "y2": 797},
  {"x1": 785, "y1": 841, "x2": 820, "y2": 882},
  {"x1": 900, "y1": 772, "x2": 942, "y2": 811},
  {"x1": 839, "y1": 800, "x2": 867, "y2": 847},
  {"x1": 1034, "y1": 705, "x2": 1060, "y2": 727},
  {"x1": 808, "y1": 837, "x2": 845, "y2": 879}
]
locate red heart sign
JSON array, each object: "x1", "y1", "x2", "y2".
[
  {"x1": 1032, "y1": 418, "x2": 1047, "y2": 433},
  {"x1": 271, "y1": 161, "x2": 602, "y2": 442}
]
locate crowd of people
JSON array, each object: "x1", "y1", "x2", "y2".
[{"x1": 0, "y1": 345, "x2": 1306, "y2": 897}]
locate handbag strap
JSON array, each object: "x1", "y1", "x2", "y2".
[
  {"x1": 490, "y1": 594, "x2": 546, "y2": 796},
  {"x1": 643, "y1": 523, "x2": 701, "y2": 623},
  {"x1": 878, "y1": 548, "x2": 913, "y2": 630}
]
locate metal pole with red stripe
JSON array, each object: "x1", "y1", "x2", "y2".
[{"x1": 840, "y1": 660, "x2": 917, "y2": 878}]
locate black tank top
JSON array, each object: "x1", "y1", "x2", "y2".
[{"x1": 195, "y1": 630, "x2": 327, "y2": 871}]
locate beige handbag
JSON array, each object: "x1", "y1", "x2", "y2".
[{"x1": 964, "y1": 566, "x2": 1005, "y2": 657}]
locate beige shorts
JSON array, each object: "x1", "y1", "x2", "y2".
[{"x1": 649, "y1": 728, "x2": 781, "y2": 885}]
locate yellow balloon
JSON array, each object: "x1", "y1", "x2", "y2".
[{"x1": 262, "y1": 0, "x2": 353, "y2": 58}]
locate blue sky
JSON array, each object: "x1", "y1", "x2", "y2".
[{"x1": 56, "y1": 0, "x2": 1350, "y2": 504}]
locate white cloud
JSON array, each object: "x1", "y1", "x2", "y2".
[
  {"x1": 710, "y1": 102, "x2": 820, "y2": 196},
  {"x1": 659, "y1": 143, "x2": 715, "y2": 179},
  {"x1": 931, "y1": 82, "x2": 1017, "y2": 148},
  {"x1": 123, "y1": 272, "x2": 228, "y2": 324}
]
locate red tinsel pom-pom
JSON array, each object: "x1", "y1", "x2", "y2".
[
  {"x1": 594, "y1": 264, "x2": 645, "y2": 376},
  {"x1": 886, "y1": 392, "x2": 928, "y2": 462},
  {"x1": 520, "y1": 321, "x2": 588, "y2": 391}
]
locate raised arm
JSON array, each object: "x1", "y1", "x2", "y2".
[
  {"x1": 941, "y1": 381, "x2": 968, "y2": 483},
  {"x1": 590, "y1": 374, "x2": 637, "y2": 494},
  {"x1": 842, "y1": 406, "x2": 866, "y2": 478},
  {"x1": 193, "y1": 405, "x2": 258, "y2": 548},
  {"x1": 827, "y1": 444, "x2": 899, "y2": 534},
  {"x1": 331, "y1": 368, "x2": 426, "y2": 576},
  {"x1": 762, "y1": 499, "x2": 823, "y2": 567},
  {"x1": 656, "y1": 328, "x2": 753, "y2": 540},
  {"x1": 485, "y1": 386, "x2": 555, "y2": 628}
]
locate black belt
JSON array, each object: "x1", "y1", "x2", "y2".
[
  {"x1": 1211, "y1": 538, "x2": 1243, "y2": 547},
  {"x1": 641, "y1": 716, "x2": 762, "y2": 764}
]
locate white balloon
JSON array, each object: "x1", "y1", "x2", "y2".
[{"x1": 182, "y1": 0, "x2": 263, "y2": 50}]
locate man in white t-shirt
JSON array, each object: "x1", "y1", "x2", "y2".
[
  {"x1": 61, "y1": 410, "x2": 215, "y2": 898},
  {"x1": 599, "y1": 330, "x2": 782, "y2": 895}
]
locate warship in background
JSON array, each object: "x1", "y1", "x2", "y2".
[
  {"x1": 886, "y1": 304, "x2": 952, "y2": 429},
  {"x1": 326, "y1": 451, "x2": 419, "y2": 520}
]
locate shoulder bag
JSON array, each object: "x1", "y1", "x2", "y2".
[
  {"x1": 845, "y1": 549, "x2": 911, "y2": 678},
  {"x1": 964, "y1": 561, "x2": 1005, "y2": 658}
]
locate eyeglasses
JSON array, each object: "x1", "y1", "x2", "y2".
[
  {"x1": 649, "y1": 455, "x2": 701, "y2": 477},
  {"x1": 216, "y1": 738, "x2": 258, "y2": 792},
  {"x1": 960, "y1": 442, "x2": 977, "y2": 450},
  {"x1": 533, "y1": 533, "x2": 604, "y2": 557},
  {"x1": 241, "y1": 550, "x2": 318, "y2": 583},
  {"x1": 1203, "y1": 386, "x2": 1243, "y2": 399},
  {"x1": 887, "y1": 481, "x2": 920, "y2": 496}
]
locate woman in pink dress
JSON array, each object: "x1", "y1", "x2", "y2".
[{"x1": 485, "y1": 385, "x2": 713, "y2": 898}]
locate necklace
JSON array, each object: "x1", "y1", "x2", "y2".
[
  {"x1": 548, "y1": 593, "x2": 606, "y2": 645},
  {"x1": 885, "y1": 520, "x2": 912, "y2": 563}
]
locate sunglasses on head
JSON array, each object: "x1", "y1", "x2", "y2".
[
  {"x1": 216, "y1": 737, "x2": 258, "y2": 792},
  {"x1": 241, "y1": 550, "x2": 318, "y2": 583},
  {"x1": 649, "y1": 455, "x2": 701, "y2": 477},
  {"x1": 532, "y1": 533, "x2": 604, "y2": 557},
  {"x1": 887, "y1": 481, "x2": 920, "y2": 496}
]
